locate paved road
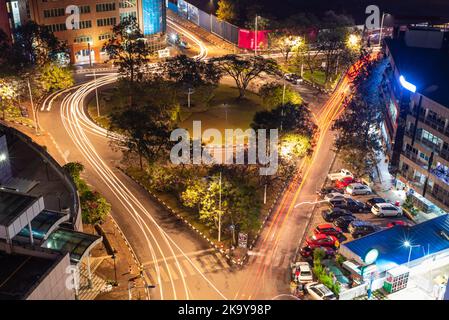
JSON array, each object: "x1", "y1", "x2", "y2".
[{"x1": 37, "y1": 16, "x2": 364, "y2": 300}]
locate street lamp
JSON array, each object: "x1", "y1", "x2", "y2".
[
  {"x1": 347, "y1": 34, "x2": 361, "y2": 50},
  {"x1": 404, "y1": 241, "x2": 420, "y2": 268},
  {"x1": 399, "y1": 75, "x2": 417, "y2": 93},
  {"x1": 88, "y1": 41, "x2": 101, "y2": 117},
  {"x1": 379, "y1": 13, "x2": 390, "y2": 46}
]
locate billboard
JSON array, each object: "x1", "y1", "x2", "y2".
[
  {"x1": 238, "y1": 29, "x2": 270, "y2": 50},
  {"x1": 142, "y1": 0, "x2": 167, "y2": 36}
]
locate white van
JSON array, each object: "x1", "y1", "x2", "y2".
[{"x1": 371, "y1": 203, "x2": 403, "y2": 217}]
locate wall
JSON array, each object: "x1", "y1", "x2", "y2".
[{"x1": 26, "y1": 253, "x2": 74, "y2": 300}]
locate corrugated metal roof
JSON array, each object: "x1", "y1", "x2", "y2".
[{"x1": 341, "y1": 215, "x2": 449, "y2": 271}]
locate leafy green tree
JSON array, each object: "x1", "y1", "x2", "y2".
[
  {"x1": 211, "y1": 55, "x2": 278, "y2": 98},
  {"x1": 81, "y1": 190, "x2": 111, "y2": 225},
  {"x1": 11, "y1": 21, "x2": 68, "y2": 70},
  {"x1": 63, "y1": 162, "x2": 85, "y2": 181},
  {"x1": 110, "y1": 104, "x2": 173, "y2": 169},
  {"x1": 259, "y1": 82, "x2": 302, "y2": 108},
  {"x1": 38, "y1": 63, "x2": 74, "y2": 93},
  {"x1": 280, "y1": 133, "x2": 311, "y2": 158},
  {"x1": 268, "y1": 32, "x2": 303, "y2": 62},
  {"x1": 103, "y1": 16, "x2": 149, "y2": 84},
  {"x1": 252, "y1": 103, "x2": 316, "y2": 138},
  {"x1": 162, "y1": 54, "x2": 222, "y2": 90},
  {"x1": 216, "y1": 0, "x2": 237, "y2": 23},
  {"x1": 0, "y1": 78, "x2": 17, "y2": 120}
]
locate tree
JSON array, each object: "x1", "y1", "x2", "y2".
[
  {"x1": 103, "y1": 16, "x2": 149, "y2": 84},
  {"x1": 38, "y1": 63, "x2": 74, "y2": 93},
  {"x1": 81, "y1": 190, "x2": 111, "y2": 225},
  {"x1": 11, "y1": 21, "x2": 68, "y2": 69},
  {"x1": 268, "y1": 31, "x2": 303, "y2": 62},
  {"x1": 0, "y1": 79, "x2": 17, "y2": 120},
  {"x1": 63, "y1": 162, "x2": 85, "y2": 181},
  {"x1": 259, "y1": 82, "x2": 302, "y2": 109},
  {"x1": 216, "y1": 0, "x2": 237, "y2": 23},
  {"x1": 109, "y1": 104, "x2": 173, "y2": 169},
  {"x1": 332, "y1": 93, "x2": 383, "y2": 176},
  {"x1": 162, "y1": 54, "x2": 221, "y2": 89},
  {"x1": 280, "y1": 133, "x2": 311, "y2": 158},
  {"x1": 251, "y1": 103, "x2": 316, "y2": 138},
  {"x1": 211, "y1": 55, "x2": 278, "y2": 98}
]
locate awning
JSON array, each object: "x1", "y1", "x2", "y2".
[
  {"x1": 18, "y1": 210, "x2": 69, "y2": 241},
  {"x1": 41, "y1": 228, "x2": 102, "y2": 264}
]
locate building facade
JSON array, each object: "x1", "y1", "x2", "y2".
[
  {"x1": 380, "y1": 26, "x2": 449, "y2": 214},
  {"x1": 27, "y1": 0, "x2": 166, "y2": 64}
]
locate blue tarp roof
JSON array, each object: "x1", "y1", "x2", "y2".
[{"x1": 341, "y1": 215, "x2": 449, "y2": 271}]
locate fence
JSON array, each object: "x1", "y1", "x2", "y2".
[{"x1": 172, "y1": 0, "x2": 249, "y2": 47}]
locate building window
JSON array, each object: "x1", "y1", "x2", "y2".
[
  {"x1": 74, "y1": 35, "x2": 92, "y2": 43},
  {"x1": 97, "y1": 17, "x2": 117, "y2": 27},
  {"x1": 79, "y1": 5, "x2": 90, "y2": 14},
  {"x1": 119, "y1": 0, "x2": 136, "y2": 8},
  {"x1": 43, "y1": 8, "x2": 65, "y2": 18},
  {"x1": 79, "y1": 20, "x2": 92, "y2": 29},
  {"x1": 98, "y1": 33, "x2": 112, "y2": 41},
  {"x1": 421, "y1": 130, "x2": 443, "y2": 147},
  {"x1": 46, "y1": 23, "x2": 67, "y2": 33},
  {"x1": 120, "y1": 11, "x2": 136, "y2": 22},
  {"x1": 96, "y1": 2, "x2": 116, "y2": 12}
]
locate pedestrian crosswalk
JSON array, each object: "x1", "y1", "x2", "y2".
[
  {"x1": 249, "y1": 250, "x2": 293, "y2": 270},
  {"x1": 143, "y1": 251, "x2": 231, "y2": 284}
]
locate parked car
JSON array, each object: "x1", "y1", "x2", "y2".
[
  {"x1": 346, "y1": 183, "x2": 372, "y2": 195},
  {"x1": 314, "y1": 223, "x2": 343, "y2": 238},
  {"x1": 365, "y1": 197, "x2": 388, "y2": 208},
  {"x1": 306, "y1": 233, "x2": 339, "y2": 249},
  {"x1": 317, "y1": 186, "x2": 345, "y2": 198},
  {"x1": 284, "y1": 73, "x2": 303, "y2": 84},
  {"x1": 387, "y1": 220, "x2": 409, "y2": 228},
  {"x1": 348, "y1": 220, "x2": 381, "y2": 238},
  {"x1": 321, "y1": 208, "x2": 354, "y2": 222},
  {"x1": 330, "y1": 198, "x2": 369, "y2": 213},
  {"x1": 335, "y1": 176, "x2": 356, "y2": 189},
  {"x1": 324, "y1": 192, "x2": 347, "y2": 201},
  {"x1": 327, "y1": 169, "x2": 353, "y2": 181},
  {"x1": 291, "y1": 261, "x2": 313, "y2": 283},
  {"x1": 333, "y1": 215, "x2": 358, "y2": 231},
  {"x1": 371, "y1": 203, "x2": 403, "y2": 217},
  {"x1": 305, "y1": 282, "x2": 337, "y2": 300}
]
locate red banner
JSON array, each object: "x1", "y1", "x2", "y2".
[{"x1": 238, "y1": 29, "x2": 270, "y2": 50}]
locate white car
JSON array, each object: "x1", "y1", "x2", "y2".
[
  {"x1": 305, "y1": 282, "x2": 337, "y2": 300},
  {"x1": 324, "y1": 192, "x2": 348, "y2": 201},
  {"x1": 371, "y1": 203, "x2": 403, "y2": 217},
  {"x1": 346, "y1": 183, "x2": 372, "y2": 195},
  {"x1": 327, "y1": 169, "x2": 353, "y2": 181},
  {"x1": 292, "y1": 262, "x2": 313, "y2": 283}
]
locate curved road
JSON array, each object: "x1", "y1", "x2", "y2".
[{"x1": 38, "y1": 17, "x2": 363, "y2": 300}]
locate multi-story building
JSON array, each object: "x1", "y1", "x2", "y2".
[
  {"x1": 0, "y1": 0, "x2": 12, "y2": 40},
  {"x1": 27, "y1": 0, "x2": 166, "y2": 64},
  {"x1": 380, "y1": 26, "x2": 449, "y2": 214}
]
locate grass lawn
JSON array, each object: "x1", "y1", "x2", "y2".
[{"x1": 88, "y1": 84, "x2": 266, "y2": 140}]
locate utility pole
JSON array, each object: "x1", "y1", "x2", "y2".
[
  {"x1": 27, "y1": 79, "x2": 39, "y2": 135},
  {"x1": 94, "y1": 68, "x2": 100, "y2": 117},
  {"x1": 218, "y1": 171, "x2": 222, "y2": 243},
  {"x1": 254, "y1": 15, "x2": 258, "y2": 56}
]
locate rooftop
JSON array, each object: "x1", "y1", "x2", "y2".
[
  {"x1": 18, "y1": 210, "x2": 69, "y2": 241},
  {"x1": 0, "y1": 251, "x2": 61, "y2": 300},
  {"x1": 385, "y1": 37, "x2": 449, "y2": 107},
  {"x1": 342, "y1": 214, "x2": 449, "y2": 271},
  {"x1": 0, "y1": 190, "x2": 37, "y2": 226}
]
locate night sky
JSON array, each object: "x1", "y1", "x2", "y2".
[{"x1": 189, "y1": 0, "x2": 449, "y2": 24}]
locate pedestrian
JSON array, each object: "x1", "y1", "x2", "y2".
[{"x1": 290, "y1": 281, "x2": 297, "y2": 295}]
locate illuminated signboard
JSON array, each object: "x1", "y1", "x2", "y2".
[{"x1": 142, "y1": 0, "x2": 166, "y2": 36}]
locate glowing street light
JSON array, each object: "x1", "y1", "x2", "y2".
[
  {"x1": 404, "y1": 241, "x2": 420, "y2": 268},
  {"x1": 399, "y1": 75, "x2": 417, "y2": 93}
]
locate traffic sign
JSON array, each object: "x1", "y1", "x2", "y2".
[{"x1": 158, "y1": 48, "x2": 171, "y2": 58}]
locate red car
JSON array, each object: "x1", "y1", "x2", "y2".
[
  {"x1": 300, "y1": 246, "x2": 336, "y2": 259},
  {"x1": 314, "y1": 223, "x2": 343, "y2": 237},
  {"x1": 387, "y1": 221, "x2": 408, "y2": 228},
  {"x1": 306, "y1": 233, "x2": 339, "y2": 249},
  {"x1": 335, "y1": 177, "x2": 355, "y2": 189}
]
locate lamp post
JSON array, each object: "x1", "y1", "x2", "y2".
[
  {"x1": 378, "y1": 13, "x2": 390, "y2": 46},
  {"x1": 404, "y1": 241, "x2": 420, "y2": 268},
  {"x1": 254, "y1": 15, "x2": 259, "y2": 56}
]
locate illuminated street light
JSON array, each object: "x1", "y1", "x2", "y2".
[
  {"x1": 0, "y1": 153, "x2": 6, "y2": 162},
  {"x1": 404, "y1": 241, "x2": 420, "y2": 268}
]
